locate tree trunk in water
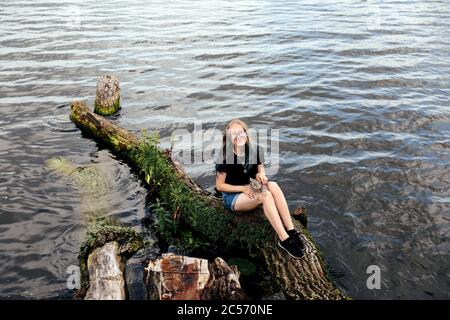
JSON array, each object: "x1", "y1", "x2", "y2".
[
  {"x1": 94, "y1": 75, "x2": 120, "y2": 116},
  {"x1": 70, "y1": 100, "x2": 347, "y2": 300}
]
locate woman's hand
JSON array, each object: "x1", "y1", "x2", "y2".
[
  {"x1": 241, "y1": 184, "x2": 256, "y2": 199},
  {"x1": 256, "y1": 172, "x2": 268, "y2": 185}
]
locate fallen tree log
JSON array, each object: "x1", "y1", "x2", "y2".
[{"x1": 70, "y1": 100, "x2": 347, "y2": 300}]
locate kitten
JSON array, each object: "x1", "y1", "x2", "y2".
[{"x1": 249, "y1": 177, "x2": 268, "y2": 195}]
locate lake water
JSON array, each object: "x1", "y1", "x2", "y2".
[{"x1": 0, "y1": 0, "x2": 449, "y2": 299}]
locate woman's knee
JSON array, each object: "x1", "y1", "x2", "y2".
[
  {"x1": 267, "y1": 181, "x2": 279, "y2": 190},
  {"x1": 267, "y1": 181, "x2": 282, "y2": 194},
  {"x1": 258, "y1": 189, "x2": 273, "y2": 203},
  {"x1": 234, "y1": 193, "x2": 261, "y2": 212}
]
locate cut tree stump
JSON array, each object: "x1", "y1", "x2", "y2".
[
  {"x1": 70, "y1": 100, "x2": 347, "y2": 300},
  {"x1": 145, "y1": 253, "x2": 243, "y2": 300},
  {"x1": 84, "y1": 241, "x2": 126, "y2": 300},
  {"x1": 94, "y1": 75, "x2": 120, "y2": 116},
  {"x1": 203, "y1": 256, "x2": 243, "y2": 300},
  {"x1": 75, "y1": 223, "x2": 144, "y2": 299}
]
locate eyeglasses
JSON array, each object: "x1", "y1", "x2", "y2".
[{"x1": 228, "y1": 129, "x2": 246, "y2": 139}]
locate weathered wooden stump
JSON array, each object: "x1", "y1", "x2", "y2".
[
  {"x1": 145, "y1": 253, "x2": 243, "y2": 300},
  {"x1": 75, "y1": 223, "x2": 144, "y2": 300},
  {"x1": 84, "y1": 241, "x2": 126, "y2": 300},
  {"x1": 293, "y1": 206, "x2": 308, "y2": 228},
  {"x1": 94, "y1": 75, "x2": 120, "y2": 116},
  {"x1": 203, "y1": 256, "x2": 243, "y2": 300}
]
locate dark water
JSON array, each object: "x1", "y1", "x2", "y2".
[{"x1": 1, "y1": 0, "x2": 449, "y2": 299}]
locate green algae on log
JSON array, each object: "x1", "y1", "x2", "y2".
[
  {"x1": 70, "y1": 100, "x2": 347, "y2": 300},
  {"x1": 94, "y1": 75, "x2": 121, "y2": 116},
  {"x1": 46, "y1": 157, "x2": 110, "y2": 225}
]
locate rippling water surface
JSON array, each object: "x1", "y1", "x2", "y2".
[{"x1": 0, "y1": 0, "x2": 449, "y2": 299}]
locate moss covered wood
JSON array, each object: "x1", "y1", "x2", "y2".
[
  {"x1": 94, "y1": 75, "x2": 121, "y2": 116},
  {"x1": 70, "y1": 100, "x2": 347, "y2": 300}
]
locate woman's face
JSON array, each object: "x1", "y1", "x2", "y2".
[{"x1": 228, "y1": 123, "x2": 247, "y2": 147}]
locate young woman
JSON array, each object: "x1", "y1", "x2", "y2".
[{"x1": 215, "y1": 119, "x2": 305, "y2": 259}]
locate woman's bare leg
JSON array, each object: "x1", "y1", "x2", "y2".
[
  {"x1": 267, "y1": 181, "x2": 294, "y2": 231},
  {"x1": 233, "y1": 193, "x2": 260, "y2": 212},
  {"x1": 260, "y1": 191, "x2": 289, "y2": 241},
  {"x1": 234, "y1": 191, "x2": 289, "y2": 241}
]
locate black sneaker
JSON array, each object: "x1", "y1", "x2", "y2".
[
  {"x1": 278, "y1": 236, "x2": 305, "y2": 259},
  {"x1": 287, "y1": 228, "x2": 305, "y2": 251}
]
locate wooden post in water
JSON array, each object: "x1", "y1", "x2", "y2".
[{"x1": 94, "y1": 75, "x2": 121, "y2": 116}]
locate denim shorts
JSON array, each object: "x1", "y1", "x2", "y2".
[{"x1": 221, "y1": 192, "x2": 241, "y2": 213}]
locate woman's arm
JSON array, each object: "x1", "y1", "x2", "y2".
[
  {"x1": 257, "y1": 164, "x2": 265, "y2": 174},
  {"x1": 215, "y1": 171, "x2": 244, "y2": 193},
  {"x1": 256, "y1": 164, "x2": 268, "y2": 185}
]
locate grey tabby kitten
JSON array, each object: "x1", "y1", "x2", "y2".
[{"x1": 249, "y1": 177, "x2": 268, "y2": 195}]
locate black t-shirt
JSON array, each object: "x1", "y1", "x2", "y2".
[{"x1": 215, "y1": 144, "x2": 265, "y2": 186}]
